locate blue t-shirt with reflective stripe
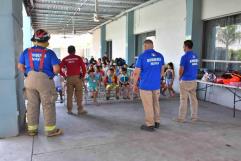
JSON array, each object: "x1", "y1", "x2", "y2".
[
  {"x1": 180, "y1": 51, "x2": 198, "y2": 81},
  {"x1": 135, "y1": 49, "x2": 165, "y2": 90},
  {"x1": 19, "y1": 46, "x2": 60, "y2": 77}
]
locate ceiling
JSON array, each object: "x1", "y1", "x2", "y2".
[{"x1": 23, "y1": 0, "x2": 149, "y2": 35}]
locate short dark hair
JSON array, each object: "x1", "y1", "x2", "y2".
[
  {"x1": 88, "y1": 68, "x2": 95, "y2": 74},
  {"x1": 109, "y1": 68, "x2": 115, "y2": 72},
  {"x1": 144, "y1": 39, "x2": 153, "y2": 45},
  {"x1": 184, "y1": 40, "x2": 193, "y2": 49},
  {"x1": 121, "y1": 67, "x2": 127, "y2": 72},
  {"x1": 68, "y1": 45, "x2": 76, "y2": 54},
  {"x1": 96, "y1": 65, "x2": 102, "y2": 69},
  {"x1": 167, "y1": 62, "x2": 174, "y2": 69}
]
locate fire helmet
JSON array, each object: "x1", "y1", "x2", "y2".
[{"x1": 31, "y1": 29, "x2": 50, "y2": 42}]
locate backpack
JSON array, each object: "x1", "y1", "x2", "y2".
[{"x1": 115, "y1": 58, "x2": 126, "y2": 66}]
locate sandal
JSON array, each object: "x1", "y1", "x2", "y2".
[{"x1": 46, "y1": 128, "x2": 63, "y2": 137}]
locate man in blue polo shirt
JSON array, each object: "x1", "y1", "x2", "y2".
[
  {"x1": 18, "y1": 29, "x2": 63, "y2": 137},
  {"x1": 176, "y1": 40, "x2": 199, "y2": 123},
  {"x1": 133, "y1": 39, "x2": 165, "y2": 132}
]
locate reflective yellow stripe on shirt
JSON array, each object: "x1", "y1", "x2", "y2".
[
  {"x1": 28, "y1": 125, "x2": 38, "y2": 131},
  {"x1": 45, "y1": 125, "x2": 56, "y2": 132}
]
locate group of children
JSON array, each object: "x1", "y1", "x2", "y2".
[
  {"x1": 85, "y1": 62, "x2": 131, "y2": 104},
  {"x1": 54, "y1": 56, "x2": 176, "y2": 104}
]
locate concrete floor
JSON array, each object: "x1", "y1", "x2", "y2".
[{"x1": 1, "y1": 97, "x2": 241, "y2": 161}]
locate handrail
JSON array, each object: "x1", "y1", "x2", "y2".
[{"x1": 202, "y1": 59, "x2": 241, "y2": 63}]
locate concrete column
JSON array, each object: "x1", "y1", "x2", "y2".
[
  {"x1": 186, "y1": 0, "x2": 203, "y2": 58},
  {"x1": 0, "y1": 0, "x2": 25, "y2": 137},
  {"x1": 100, "y1": 25, "x2": 106, "y2": 57},
  {"x1": 126, "y1": 11, "x2": 135, "y2": 65}
]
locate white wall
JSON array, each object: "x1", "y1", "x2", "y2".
[
  {"x1": 92, "y1": 28, "x2": 101, "y2": 58},
  {"x1": 202, "y1": 0, "x2": 241, "y2": 20},
  {"x1": 134, "y1": 0, "x2": 186, "y2": 92},
  {"x1": 48, "y1": 34, "x2": 92, "y2": 59},
  {"x1": 106, "y1": 16, "x2": 127, "y2": 59}
]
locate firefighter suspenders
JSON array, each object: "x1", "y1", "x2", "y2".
[{"x1": 28, "y1": 48, "x2": 47, "y2": 72}]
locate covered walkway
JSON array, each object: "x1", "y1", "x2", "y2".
[
  {"x1": 1, "y1": 0, "x2": 241, "y2": 161},
  {"x1": 1, "y1": 98, "x2": 241, "y2": 161}
]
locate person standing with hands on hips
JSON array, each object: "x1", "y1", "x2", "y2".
[
  {"x1": 18, "y1": 29, "x2": 63, "y2": 137},
  {"x1": 133, "y1": 39, "x2": 165, "y2": 132},
  {"x1": 175, "y1": 40, "x2": 199, "y2": 123}
]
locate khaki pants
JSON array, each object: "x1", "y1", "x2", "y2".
[
  {"x1": 66, "y1": 76, "x2": 84, "y2": 113},
  {"x1": 25, "y1": 71, "x2": 57, "y2": 132},
  {"x1": 140, "y1": 89, "x2": 160, "y2": 126},
  {"x1": 178, "y1": 80, "x2": 198, "y2": 120}
]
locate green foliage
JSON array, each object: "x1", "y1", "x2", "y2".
[
  {"x1": 217, "y1": 25, "x2": 241, "y2": 47},
  {"x1": 217, "y1": 25, "x2": 241, "y2": 60},
  {"x1": 229, "y1": 49, "x2": 241, "y2": 61}
]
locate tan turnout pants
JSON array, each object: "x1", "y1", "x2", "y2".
[
  {"x1": 24, "y1": 71, "x2": 58, "y2": 132},
  {"x1": 140, "y1": 89, "x2": 160, "y2": 126},
  {"x1": 66, "y1": 76, "x2": 84, "y2": 113},
  {"x1": 178, "y1": 80, "x2": 198, "y2": 120}
]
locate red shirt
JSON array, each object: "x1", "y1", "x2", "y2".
[
  {"x1": 99, "y1": 70, "x2": 105, "y2": 76},
  {"x1": 60, "y1": 54, "x2": 86, "y2": 78}
]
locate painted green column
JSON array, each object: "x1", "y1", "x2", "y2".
[
  {"x1": 186, "y1": 0, "x2": 203, "y2": 58},
  {"x1": 100, "y1": 24, "x2": 106, "y2": 57},
  {"x1": 0, "y1": 0, "x2": 25, "y2": 137},
  {"x1": 126, "y1": 11, "x2": 135, "y2": 65}
]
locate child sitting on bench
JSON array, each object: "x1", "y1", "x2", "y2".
[
  {"x1": 85, "y1": 68, "x2": 100, "y2": 104},
  {"x1": 104, "y1": 68, "x2": 119, "y2": 100},
  {"x1": 118, "y1": 67, "x2": 130, "y2": 99}
]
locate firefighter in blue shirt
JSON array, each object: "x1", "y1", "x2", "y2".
[
  {"x1": 175, "y1": 40, "x2": 199, "y2": 123},
  {"x1": 133, "y1": 39, "x2": 165, "y2": 132},
  {"x1": 18, "y1": 29, "x2": 63, "y2": 137}
]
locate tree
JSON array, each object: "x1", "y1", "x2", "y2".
[
  {"x1": 217, "y1": 25, "x2": 241, "y2": 70},
  {"x1": 217, "y1": 25, "x2": 241, "y2": 61}
]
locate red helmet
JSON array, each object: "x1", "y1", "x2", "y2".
[{"x1": 31, "y1": 29, "x2": 50, "y2": 42}]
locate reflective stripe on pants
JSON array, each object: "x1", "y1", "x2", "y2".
[{"x1": 25, "y1": 71, "x2": 57, "y2": 131}]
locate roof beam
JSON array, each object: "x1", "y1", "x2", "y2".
[
  {"x1": 32, "y1": 8, "x2": 119, "y2": 16},
  {"x1": 32, "y1": 4, "x2": 123, "y2": 14},
  {"x1": 30, "y1": 14, "x2": 94, "y2": 20},
  {"x1": 34, "y1": 1, "x2": 131, "y2": 10},
  {"x1": 31, "y1": 17, "x2": 94, "y2": 22},
  {"x1": 32, "y1": 19, "x2": 101, "y2": 25},
  {"x1": 28, "y1": 0, "x2": 148, "y2": 34},
  {"x1": 32, "y1": 23, "x2": 99, "y2": 26},
  {"x1": 34, "y1": 0, "x2": 145, "y2": 6}
]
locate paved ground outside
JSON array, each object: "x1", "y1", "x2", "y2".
[{"x1": 1, "y1": 97, "x2": 241, "y2": 161}]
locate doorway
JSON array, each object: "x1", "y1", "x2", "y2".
[{"x1": 106, "y1": 41, "x2": 112, "y2": 60}]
